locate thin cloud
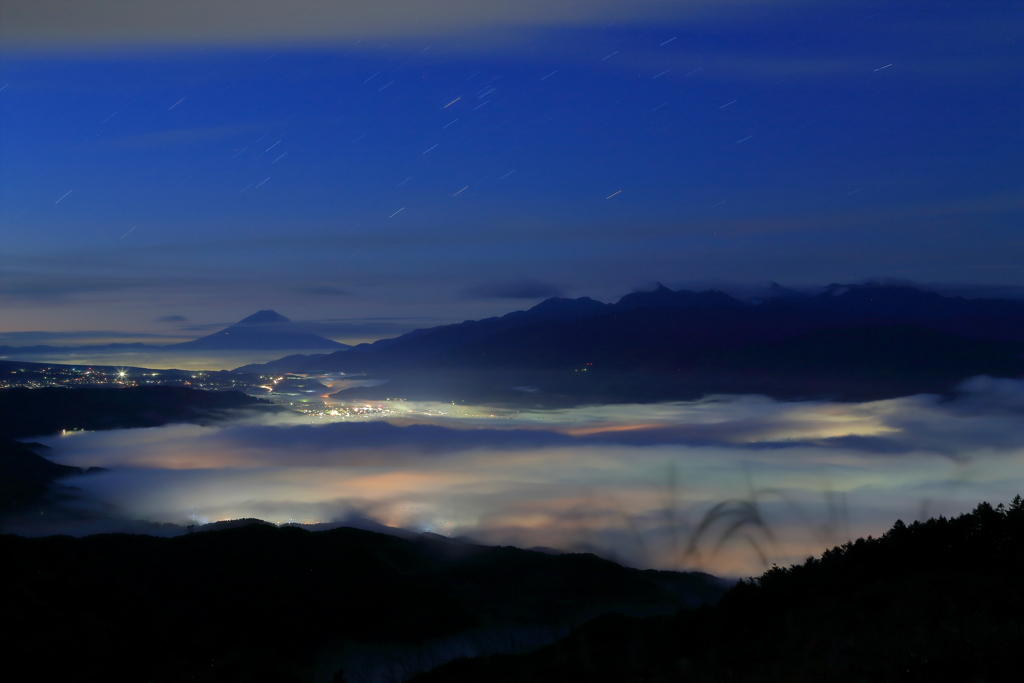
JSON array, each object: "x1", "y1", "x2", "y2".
[
  {"x1": 0, "y1": 0, "x2": 740, "y2": 52},
  {"x1": 0, "y1": 330, "x2": 180, "y2": 345},
  {"x1": 0, "y1": 271, "x2": 159, "y2": 300},
  {"x1": 0, "y1": 269, "x2": 239, "y2": 303},
  {"x1": 463, "y1": 280, "x2": 564, "y2": 299},
  {"x1": 296, "y1": 285, "x2": 352, "y2": 297}
]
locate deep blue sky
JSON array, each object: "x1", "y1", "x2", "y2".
[{"x1": 1, "y1": 0, "x2": 1021, "y2": 343}]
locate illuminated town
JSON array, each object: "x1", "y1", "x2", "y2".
[
  {"x1": 0, "y1": 360, "x2": 512, "y2": 422},
  {"x1": 0, "y1": 360, "x2": 398, "y2": 418}
]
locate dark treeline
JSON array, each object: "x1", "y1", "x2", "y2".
[
  {"x1": 2, "y1": 524, "x2": 722, "y2": 683},
  {"x1": 413, "y1": 498, "x2": 1024, "y2": 682}
]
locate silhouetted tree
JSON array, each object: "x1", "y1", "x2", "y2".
[{"x1": 410, "y1": 497, "x2": 1024, "y2": 682}]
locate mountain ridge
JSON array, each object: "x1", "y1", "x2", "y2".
[
  {"x1": 262, "y1": 283, "x2": 1024, "y2": 372},
  {"x1": 242, "y1": 283, "x2": 1024, "y2": 405}
]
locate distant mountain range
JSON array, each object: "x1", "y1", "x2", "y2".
[
  {"x1": 5, "y1": 285, "x2": 1023, "y2": 404},
  {"x1": 0, "y1": 310, "x2": 348, "y2": 354},
  {"x1": 239, "y1": 283, "x2": 1024, "y2": 405}
]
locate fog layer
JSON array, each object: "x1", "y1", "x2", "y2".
[{"x1": 30, "y1": 377, "x2": 1024, "y2": 576}]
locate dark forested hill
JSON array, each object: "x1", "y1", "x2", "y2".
[
  {"x1": 2, "y1": 524, "x2": 725, "y2": 683},
  {"x1": 6, "y1": 499, "x2": 1019, "y2": 682},
  {"x1": 412, "y1": 497, "x2": 1024, "y2": 683},
  {"x1": 0, "y1": 438, "x2": 85, "y2": 513}
]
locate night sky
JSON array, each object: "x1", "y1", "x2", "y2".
[{"x1": 1, "y1": 0, "x2": 1021, "y2": 345}]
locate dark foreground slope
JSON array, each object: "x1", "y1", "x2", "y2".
[
  {"x1": 413, "y1": 498, "x2": 1024, "y2": 683},
  {"x1": 0, "y1": 439, "x2": 86, "y2": 513},
  {"x1": 1, "y1": 524, "x2": 724, "y2": 683}
]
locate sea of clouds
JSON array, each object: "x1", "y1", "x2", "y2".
[{"x1": 16, "y1": 376, "x2": 1024, "y2": 577}]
